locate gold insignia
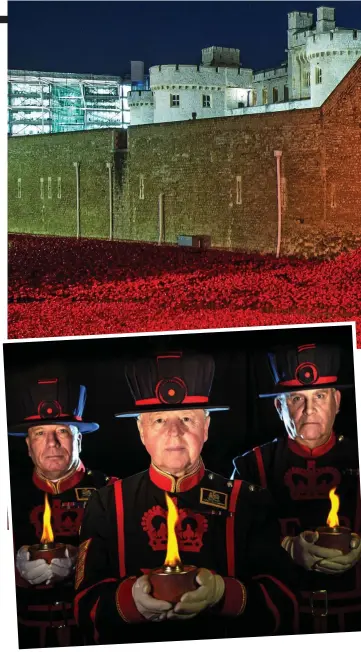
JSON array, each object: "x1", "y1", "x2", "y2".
[
  {"x1": 75, "y1": 487, "x2": 96, "y2": 501},
  {"x1": 75, "y1": 538, "x2": 91, "y2": 590},
  {"x1": 200, "y1": 488, "x2": 228, "y2": 510}
]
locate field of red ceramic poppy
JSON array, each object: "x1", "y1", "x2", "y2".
[{"x1": 8, "y1": 234, "x2": 361, "y2": 345}]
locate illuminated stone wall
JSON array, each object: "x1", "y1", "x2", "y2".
[
  {"x1": 115, "y1": 57, "x2": 361, "y2": 257},
  {"x1": 8, "y1": 129, "x2": 127, "y2": 238},
  {"x1": 8, "y1": 59, "x2": 361, "y2": 258}
]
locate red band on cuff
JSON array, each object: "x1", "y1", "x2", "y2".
[
  {"x1": 116, "y1": 577, "x2": 147, "y2": 623},
  {"x1": 218, "y1": 577, "x2": 247, "y2": 617}
]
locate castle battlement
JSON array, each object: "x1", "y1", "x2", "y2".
[
  {"x1": 305, "y1": 28, "x2": 361, "y2": 59},
  {"x1": 150, "y1": 64, "x2": 253, "y2": 89},
  {"x1": 288, "y1": 10, "x2": 314, "y2": 31},
  {"x1": 201, "y1": 46, "x2": 241, "y2": 67},
  {"x1": 130, "y1": 5, "x2": 360, "y2": 126},
  {"x1": 253, "y1": 66, "x2": 288, "y2": 82},
  {"x1": 128, "y1": 90, "x2": 154, "y2": 106}
]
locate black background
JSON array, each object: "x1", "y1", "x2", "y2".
[{"x1": 4, "y1": 325, "x2": 357, "y2": 485}]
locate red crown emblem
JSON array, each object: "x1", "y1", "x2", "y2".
[
  {"x1": 30, "y1": 499, "x2": 85, "y2": 539},
  {"x1": 284, "y1": 461, "x2": 341, "y2": 500},
  {"x1": 141, "y1": 505, "x2": 208, "y2": 552}
]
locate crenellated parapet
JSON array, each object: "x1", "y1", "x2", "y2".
[
  {"x1": 150, "y1": 64, "x2": 253, "y2": 90},
  {"x1": 305, "y1": 28, "x2": 361, "y2": 61},
  {"x1": 127, "y1": 6, "x2": 361, "y2": 124},
  {"x1": 128, "y1": 90, "x2": 154, "y2": 106}
]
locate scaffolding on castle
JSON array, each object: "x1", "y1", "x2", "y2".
[{"x1": 8, "y1": 70, "x2": 132, "y2": 136}]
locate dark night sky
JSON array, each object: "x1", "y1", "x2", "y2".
[{"x1": 8, "y1": 1, "x2": 361, "y2": 77}]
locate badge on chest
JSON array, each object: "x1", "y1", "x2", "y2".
[
  {"x1": 200, "y1": 488, "x2": 228, "y2": 510},
  {"x1": 75, "y1": 487, "x2": 97, "y2": 501}
]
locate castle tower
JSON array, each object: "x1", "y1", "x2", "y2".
[
  {"x1": 128, "y1": 90, "x2": 154, "y2": 125},
  {"x1": 287, "y1": 6, "x2": 361, "y2": 105},
  {"x1": 316, "y1": 6, "x2": 335, "y2": 32},
  {"x1": 287, "y1": 10, "x2": 314, "y2": 100},
  {"x1": 201, "y1": 46, "x2": 241, "y2": 68},
  {"x1": 148, "y1": 52, "x2": 253, "y2": 124},
  {"x1": 307, "y1": 7, "x2": 361, "y2": 106}
]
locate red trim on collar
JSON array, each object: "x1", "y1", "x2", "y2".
[
  {"x1": 149, "y1": 459, "x2": 205, "y2": 492},
  {"x1": 288, "y1": 432, "x2": 336, "y2": 458},
  {"x1": 32, "y1": 461, "x2": 85, "y2": 494}
]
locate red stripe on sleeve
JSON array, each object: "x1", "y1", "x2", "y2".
[
  {"x1": 226, "y1": 480, "x2": 242, "y2": 576},
  {"x1": 90, "y1": 597, "x2": 100, "y2": 643},
  {"x1": 114, "y1": 480, "x2": 126, "y2": 577},
  {"x1": 258, "y1": 582, "x2": 280, "y2": 634},
  {"x1": 253, "y1": 574, "x2": 299, "y2": 633},
  {"x1": 253, "y1": 447, "x2": 267, "y2": 488},
  {"x1": 74, "y1": 578, "x2": 117, "y2": 624},
  {"x1": 106, "y1": 476, "x2": 118, "y2": 486}
]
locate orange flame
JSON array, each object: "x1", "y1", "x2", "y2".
[
  {"x1": 327, "y1": 487, "x2": 340, "y2": 528},
  {"x1": 164, "y1": 493, "x2": 181, "y2": 567},
  {"x1": 41, "y1": 494, "x2": 54, "y2": 544}
]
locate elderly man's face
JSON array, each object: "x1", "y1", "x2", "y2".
[
  {"x1": 137, "y1": 410, "x2": 210, "y2": 477},
  {"x1": 275, "y1": 388, "x2": 341, "y2": 448},
  {"x1": 26, "y1": 424, "x2": 82, "y2": 479}
]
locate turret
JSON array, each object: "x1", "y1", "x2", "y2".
[{"x1": 316, "y1": 6, "x2": 335, "y2": 33}]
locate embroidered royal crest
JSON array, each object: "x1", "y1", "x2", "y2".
[
  {"x1": 200, "y1": 488, "x2": 228, "y2": 510},
  {"x1": 284, "y1": 461, "x2": 341, "y2": 500},
  {"x1": 30, "y1": 498, "x2": 85, "y2": 538},
  {"x1": 141, "y1": 505, "x2": 208, "y2": 552},
  {"x1": 75, "y1": 538, "x2": 91, "y2": 590}
]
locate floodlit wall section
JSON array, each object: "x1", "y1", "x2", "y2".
[{"x1": 8, "y1": 71, "x2": 132, "y2": 136}]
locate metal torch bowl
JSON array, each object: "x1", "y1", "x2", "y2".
[
  {"x1": 316, "y1": 526, "x2": 351, "y2": 554},
  {"x1": 28, "y1": 542, "x2": 67, "y2": 564},
  {"x1": 149, "y1": 564, "x2": 198, "y2": 604}
]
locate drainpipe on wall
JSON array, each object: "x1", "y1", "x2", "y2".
[
  {"x1": 158, "y1": 193, "x2": 164, "y2": 245},
  {"x1": 73, "y1": 162, "x2": 80, "y2": 239},
  {"x1": 106, "y1": 162, "x2": 113, "y2": 240},
  {"x1": 274, "y1": 150, "x2": 282, "y2": 258}
]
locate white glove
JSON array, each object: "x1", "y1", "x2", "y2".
[
  {"x1": 132, "y1": 575, "x2": 173, "y2": 622},
  {"x1": 283, "y1": 531, "x2": 347, "y2": 573},
  {"x1": 168, "y1": 568, "x2": 225, "y2": 620},
  {"x1": 16, "y1": 545, "x2": 53, "y2": 585},
  {"x1": 314, "y1": 533, "x2": 361, "y2": 575},
  {"x1": 51, "y1": 546, "x2": 77, "y2": 581}
]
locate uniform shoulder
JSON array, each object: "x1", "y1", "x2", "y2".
[
  {"x1": 233, "y1": 437, "x2": 280, "y2": 466},
  {"x1": 122, "y1": 469, "x2": 149, "y2": 482},
  {"x1": 336, "y1": 434, "x2": 358, "y2": 450},
  {"x1": 239, "y1": 478, "x2": 270, "y2": 501},
  {"x1": 203, "y1": 470, "x2": 267, "y2": 497},
  {"x1": 84, "y1": 468, "x2": 118, "y2": 488},
  {"x1": 335, "y1": 435, "x2": 360, "y2": 469},
  {"x1": 203, "y1": 469, "x2": 234, "y2": 492}
]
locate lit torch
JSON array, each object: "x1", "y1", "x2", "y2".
[
  {"x1": 29, "y1": 494, "x2": 66, "y2": 563},
  {"x1": 315, "y1": 487, "x2": 351, "y2": 554},
  {"x1": 149, "y1": 493, "x2": 198, "y2": 603}
]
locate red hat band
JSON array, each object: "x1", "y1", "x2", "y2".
[
  {"x1": 23, "y1": 400, "x2": 83, "y2": 422},
  {"x1": 133, "y1": 376, "x2": 209, "y2": 407},
  {"x1": 280, "y1": 361, "x2": 337, "y2": 388}
]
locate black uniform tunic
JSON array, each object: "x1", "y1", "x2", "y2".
[
  {"x1": 232, "y1": 433, "x2": 361, "y2": 634},
  {"x1": 75, "y1": 460, "x2": 300, "y2": 645},
  {"x1": 11, "y1": 461, "x2": 116, "y2": 649}
]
